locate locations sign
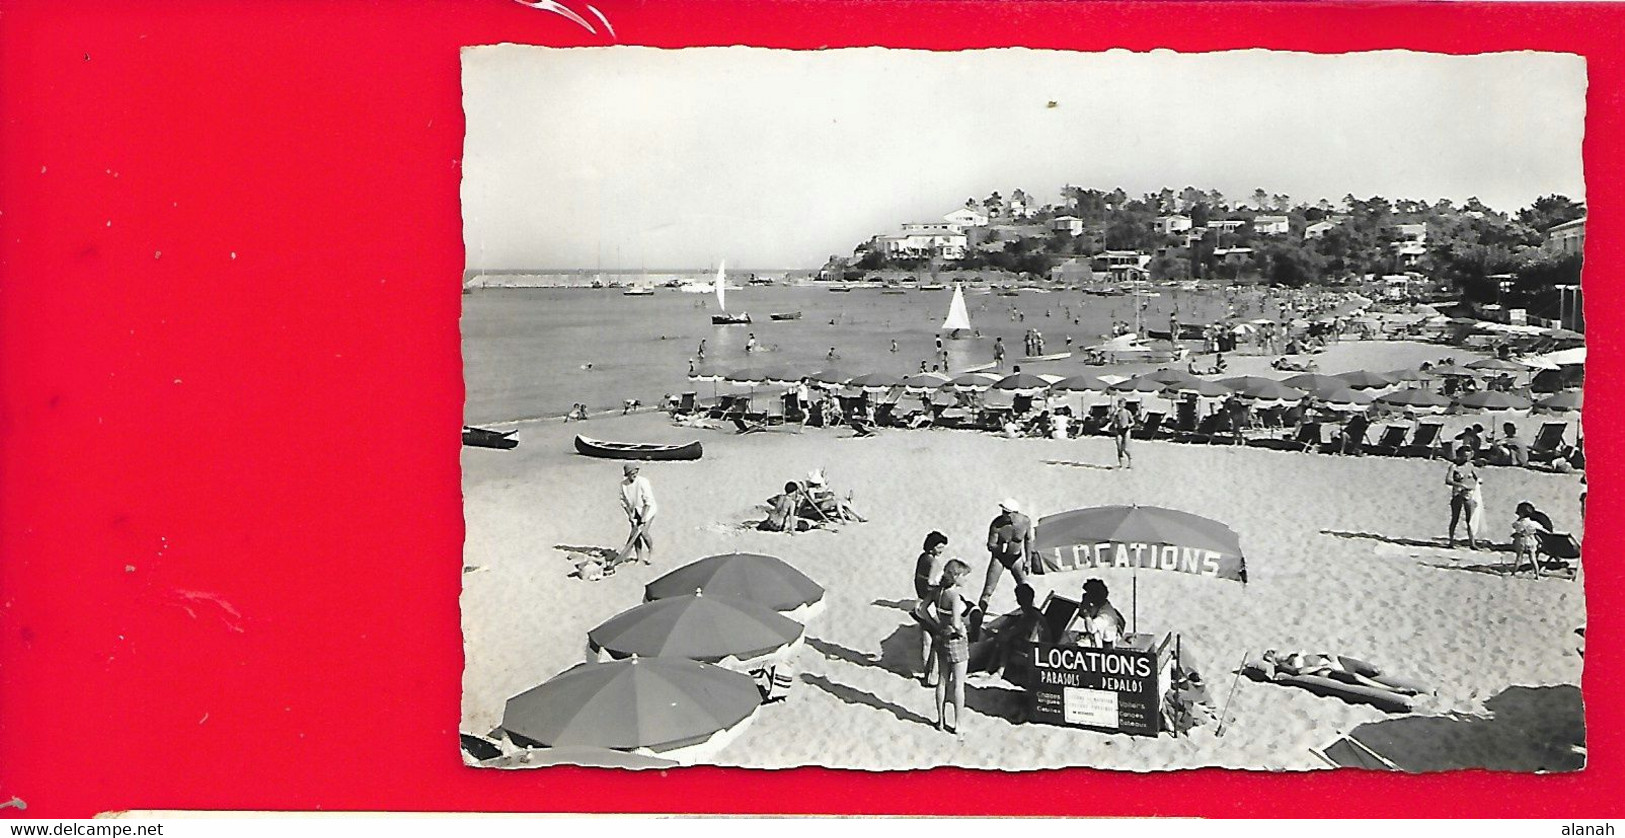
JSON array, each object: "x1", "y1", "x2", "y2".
[
  {"x1": 1033, "y1": 541, "x2": 1247, "y2": 583},
  {"x1": 1027, "y1": 642, "x2": 1160, "y2": 737}
]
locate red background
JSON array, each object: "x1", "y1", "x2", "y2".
[{"x1": 0, "y1": 0, "x2": 1617, "y2": 818}]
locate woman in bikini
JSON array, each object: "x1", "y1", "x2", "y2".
[{"x1": 933, "y1": 558, "x2": 974, "y2": 739}]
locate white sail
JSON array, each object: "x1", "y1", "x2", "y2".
[
  {"x1": 715, "y1": 261, "x2": 727, "y2": 311},
  {"x1": 940, "y1": 284, "x2": 972, "y2": 332}
]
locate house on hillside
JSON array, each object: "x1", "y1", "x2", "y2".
[
  {"x1": 1254, "y1": 215, "x2": 1291, "y2": 235},
  {"x1": 1547, "y1": 216, "x2": 1585, "y2": 255},
  {"x1": 1155, "y1": 215, "x2": 1193, "y2": 235},
  {"x1": 1052, "y1": 215, "x2": 1084, "y2": 236},
  {"x1": 1213, "y1": 247, "x2": 1254, "y2": 266},
  {"x1": 1093, "y1": 250, "x2": 1150, "y2": 282},
  {"x1": 944, "y1": 207, "x2": 990, "y2": 227},
  {"x1": 1304, "y1": 218, "x2": 1342, "y2": 239},
  {"x1": 1391, "y1": 223, "x2": 1428, "y2": 268},
  {"x1": 874, "y1": 228, "x2": 968, "y2": 260},
  {"x1": 1206, "y1": 219, "x2": 1244, "y2": 234}
]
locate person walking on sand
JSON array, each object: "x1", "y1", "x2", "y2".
[
  {"x1": 932, "y1": 558, "x2": 973, "y2": 739},
  {"x1": 618, "y1": 464, "x2": 657, "y2": 565},
  {"x1": 913, "y1": 531, "x2": 949, "y2": 686},
  {"x1": 1445, "y1": 449, "x2": 1484, "y2": 550},
  {"x1": 697, "y1": 339, "x2": 706, "y2": 360},
  {"x1": 1110, "y1": 399, "x2": 1136, "y2": 469},
  {"x1": 979, "y1": 498, "x2": 1032, "y2": 614}
]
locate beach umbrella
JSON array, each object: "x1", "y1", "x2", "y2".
[
  {"x1": 722, "y1": 366, "x2": 771, "y2": 385},
  {"x1": 1455, "y1": 391, "x2": 1532, "y2": 412},
  {"x1": 1052, "y1": 374, "x2": 1110, "y2": 392},
  {"x1": 946, "y1": 372, "x2": 1001, "y2": 391},
  {"x1": 1521, "y1": 347, "x2": 1586, "y2": 370},
  {"x1": 1315, "y1": 387, "x2": 1376, "y2": 410},
  {"x1": 1032, "y1": 505, "x2": 1247, "y2": 583},
  {"x1": 502, "y1": 657, "x2": 760, "y2": 752},
  {"x1": 1219, "y1": 376, "x2": 1275, "y2": 392},
  {"x1": 688, "y1": 364, "x2": 730, "y2": 383},
  {"x1": 1377, "y1": 389, "x2": 1452, "y2": 413},
  {"x1": 1110, "y1": 375, "x2": 1170, "y2": 393},
  {"x1": 1466, "y1": 358, "x2": 1528, "y2": 373},
  {"x1": 807, "y1": 368, "x2": 852, "y2": 386},
  {"x1": 759, "y1": 365, "x2": 806, "y2": 386},
  {"x1": 1165, "y1": 379, "x2": 1233, "y2": 398},
  {"x1": 1143, "y1": 368, "x2": 1200, "y2": 386},
  {"x1": 1283, "y1": 373, "x2": 1346, "y2": 392},
  {"x1": 1230, "y1": 379, "x2": 1308, "y2": 402},
  {"x1": 481, "y1": 745, "x2": 679, "y2": 770},
  {"x1": 1386, "y1": 367, "x2": 1436, "y2": 385},
  {"x1": 1428, "y1": 363, "x2": 1481, "y2": 378},
  {"x1": 993, "y1": 372, "x2": 1052, "y2": 393},
  {"x1": 645, "y1": 552, "x2": 825, "y2": 615},
  {"x1": 588, "y1": 592, "x2": 804, "y2": 664},
  {"x1": 845, "y1": 372, "x2": 902, "y2": 392},
  {"x1": 1537, "y1": 391, "x2": 1583, "y2": 412},
  {"x1": 1335, "y1": 370, "x2": 1398, "y2": 389},
  {"x1": 901, "y1": 372, "x2": 949, "y2": 391}
]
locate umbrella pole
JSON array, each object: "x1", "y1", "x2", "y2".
[
  {"x1": 1216, "y1": 649, "x2": 1249, "y2": 738},
  {"x1": 1131, "y1": 569, "x2": 1137, "y2": 635}
]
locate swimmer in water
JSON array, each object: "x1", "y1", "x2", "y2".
[{"x1": 580, "y1": 363, "x2": 594, "y2": 371}]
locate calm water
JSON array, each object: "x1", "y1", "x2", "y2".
[{"x1": 462, "y1": 285, "x2": 1277, "y2": 424}]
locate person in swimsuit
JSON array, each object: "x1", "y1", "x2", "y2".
[
  {"x1": 1260, "y1": 650, "x2": 1426, "y2": 695},
  {"x1": 1446, "y1": 449, "x2": 1484, "y2": 550},
  {"x1": 979, "y1": 498, "x2": 1032, "y2": 613},
  {"x1": 1509, "y1": 501, "x2": 1552, "y2": 577},
  {"x1": 913, "y1": 531, "x2": 949, "y2": 686},
  {"x1": 1110, "y1": 399, "x2": 1136, "y2": 469},
  {"x1": 932, "y1": 558, "x2": 973, "y2": 739}
]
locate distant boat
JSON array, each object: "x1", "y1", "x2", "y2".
[
  {"x1": 828, "y1": 286, "x2": 852, "y2": 293},
  {"x1": 622, "y1": 287, "x2": 655, "y2": 296},
  {"x1": 940, "y1": 284, "x2": 973, "y2": 339},
  {"x1": 1023, "y1": 352, "x2": 1073, "y2": 362},
  {"x1": 769, "y1": 311, "x2": 802, "y2": 321},
  {"x1": 920, "y1": 283, "x2": 947, "y2": 291},
  {"x1": 712, "y1": 260, "x2": 749, "y2": 324},
  {"x1": 997, "y1": 290, "x2": 1020, "y2": 297},
  {"x1": 574, "y1": 435, "x2": 703, "y2": 462},
  {"x1": 882, "y1": 289, "x2": 907, "y2": 295}
]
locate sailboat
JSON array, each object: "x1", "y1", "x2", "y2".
[
  {"x1": 710, "y1": 261, "x2": 751, "y2": 324},
  {"x1": 940, "y1": 284, "x2": 972, "y2": 339}
]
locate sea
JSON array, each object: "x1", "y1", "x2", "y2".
[{"x1": 462, "y1": 284, "x2": 1285, "y2": 425}]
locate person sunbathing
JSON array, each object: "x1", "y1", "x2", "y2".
[
  {"x1": 1259, "y1": 650, "x2": 1426, "y2": 695},
  {"x1": 800, "y1": 470, "x2": 865, "y2": 522},
  {"x1": 759, "y1": 482, "x2": 811, "y2": 533}
]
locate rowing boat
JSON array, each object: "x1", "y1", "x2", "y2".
[
  {"x1": 464, "y1": 426, "x2": 518, "y2": 449},
  {"x1": 574, "y1": 435, "x2": 704, "y2": 461},
  {"x1": 769, "y1": 311, "x2": 802, "y2": 321}
]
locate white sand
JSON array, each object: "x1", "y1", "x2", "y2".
[{"x1": 462, "y1": 340, "x2": 1586, "y2": 771}]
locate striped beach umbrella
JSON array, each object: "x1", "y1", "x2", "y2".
[
  {"x1": 1315, "y1": 386, "x2": 1376, "y2": 411},
  {"x1": 1466, "y1": 358, "x2": 1528, "y2": 372},
  {"x1": 1166, "y1": 379, "x2": 1233, "y2": 398},
  {"x1": 901, "y1": 371, "x2": 950, "y2": 392},
  {"x1": 845, "y1": 372, "x2": 902, "y2": 392},
  {"x1": 1386, "y1": 367, "x2": 1436, "y2": 384},
  {"x1": 1428, "y1": 363, "x2": 1481, "y2": 378},
  {"x1": 1455, "y1": 391, "x2": 1532, "y2": 412},
  {"x1": 759, "y1": 365, "x2": 805, "y2": 386},
  {"x1": 1377, "y1": 389, "x2": 1452, "y2": 413},
  {"x1": 1052, "y1": 374, "x2": 1111, "y2": 392},
  {"x1": 1230, "y1": 379, "x2": 1307, "y2": 402},
  {"x1": 946, "y1": 372, "x2": 1001, "y2": 391},
  {"x1": 1110, "y1": 375, "x2": 1170, "y2": 393},
  {"x1": 722, "y1": 366, "x2": 771, "y2": 385},
  {"x1": 502, "y1": 657, "x2": 761, "y2": 752},
  {"x1": 1143, "y1": 368, "x2": 1201, "y2": 386},
  {"x1": 1283, "y1": 373, "x2": 1347, "y2": 393},
  {"x1": 1336, "y1": 369, "x2": 1398, "y2": 389},
  {"x1": 1219, "y1": 376, "x2": 1277, "y2": 392},
  {"x1": 807, "y1": 368, "x2": 852, "y2": 386},
  {"x1": 993, "y1": 372, "x2": 1052, "y2": 394}
]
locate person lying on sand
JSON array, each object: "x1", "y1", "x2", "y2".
[{"x1": 1258, "y1": 650, "x2": 1427, "y2": 695}]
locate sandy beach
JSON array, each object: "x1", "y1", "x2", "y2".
[{"x1": 461, "y1": 340, "x2": 1586, "y2": 772}]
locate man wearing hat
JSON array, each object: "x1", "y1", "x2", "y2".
[
  {"x1": 980, "y1": 498, "x2": 1033, "y2": 613},
  {"x1": 619, "y1": 464, "x2": 657, "y2": 565}
]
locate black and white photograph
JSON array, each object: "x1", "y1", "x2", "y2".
[{"x1": 458, "y1": 45, "x2": 1588, "y2": 772}]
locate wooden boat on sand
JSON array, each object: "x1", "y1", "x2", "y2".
[
  {"x1": 769, "y1": 311, "x2": 802, "y2": 321},
  {"x1": 464, "y1": 426, "x2": 518, "y2": 449},
  {"x1": 575, "y1": 435, "x2": 704, "y2": 462}
]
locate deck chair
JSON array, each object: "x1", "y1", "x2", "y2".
[
  {"x1": 1323, "y1": 416, "x2": 1370, "y2": 455},
  {"x1": 670, "y1": 391, "x2": 699, "y2": 417},
  {"x1": 1528, "y1": 422, "x2": 1570, "y2": 465},
  {"x1": 874, "y1": 402, "x2": 897, "y2": 427},
  {"x1": 1365, "y1": 425, "x2": 1409, "y2": 457},
  {"x1": 1397, "y1": 422, "x2": 1444, "y2": 458},
  {"x1": 1132, "y1": 412, "x2": 1166, "y2": 440},
  {"x1": 1081, "y1": 404, "x2": 1111, "y2": 435},
  {"x1": 763, "y1": 398, "x2": 787, "y2": 426},
  {"x1": 1278, "y1": 421, "x2": 1323, "y2": 452},
  {"x1": 1531, "y1": 531, "x2": 1583, "y2": 579},
  {"x1": 1178, "y1": 413, "x2": 1221, "y2": 444}
]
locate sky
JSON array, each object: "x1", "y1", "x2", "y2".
[{"x1": 461, "y1": 46, "x2": 1586, "y2": 270}]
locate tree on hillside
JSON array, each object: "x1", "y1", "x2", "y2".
[
  {"x1": 1179, "y1": 186, "x2": 1205, "y2": 212},
  {"x1": 1251, "y1": 188, "x2": 1270, "y2": 210},
  {"x1": 983, "y1": 191, "x2": 1003, "y2": 217},
  {"x1": 1517, "y1": 194, "x2": 1585, "y2": 235},
  {"x1": 1148, "y1": 250, "x2": 1192, "y2": 281},
  {"x1": 1258, "y1": 239, "x2": 1325, "y2": 287}
]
